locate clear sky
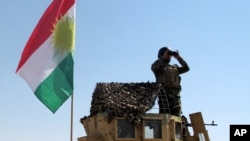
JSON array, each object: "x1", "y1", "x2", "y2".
[{"x1": 1, "y1": 0, "x2": 250, "y2": 141}]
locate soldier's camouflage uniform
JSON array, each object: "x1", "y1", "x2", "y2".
[{"x1": 151, "y1": 56, "x2": 189, "y2": 116}]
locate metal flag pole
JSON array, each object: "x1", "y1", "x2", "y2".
[{"x1": 70, "y1": 93, "x2": 74, "y2": 141}]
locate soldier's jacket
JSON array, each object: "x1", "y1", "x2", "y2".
[{"x1": 151, "y1": 57, "x2": 189, "y2": 89}]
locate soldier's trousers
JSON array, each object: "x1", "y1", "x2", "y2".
[{"x1": 158, "y1": 88, "x2": 181, "y2": 116}]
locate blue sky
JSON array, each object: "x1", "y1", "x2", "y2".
[{"x1": 1, "y1": 0, "x2": 250, "y2": 141}]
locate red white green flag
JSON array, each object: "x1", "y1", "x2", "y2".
[{"x1": 16, "y1": 0, "x2": 75, "y2": 113}]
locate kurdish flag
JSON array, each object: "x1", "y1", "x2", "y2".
[{"x1": 16, "y1": 0, "x2": 75, "y2": 113}]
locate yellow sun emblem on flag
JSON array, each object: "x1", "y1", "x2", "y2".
[{"x1": 52, "y1": 16, "x2": 75, "y2": 53}]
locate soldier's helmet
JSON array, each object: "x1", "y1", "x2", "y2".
[{"x1": 158, "y1": 47, "x2": 171, "y2": 58}]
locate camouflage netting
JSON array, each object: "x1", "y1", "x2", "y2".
[{"x1": 89, "y1": 82, "x2": 162, "y2": 125}]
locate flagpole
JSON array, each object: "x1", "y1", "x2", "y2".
[{"x1": 70, "y1": 93, "x2": 74, "y2": 141}]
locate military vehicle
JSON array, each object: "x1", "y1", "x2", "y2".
[{"x1": 78, "y1": 82, "x2": 216, "y2": 141}]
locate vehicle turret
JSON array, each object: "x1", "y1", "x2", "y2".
[{"x1": 78, "y1": 82, "x2": 215, "y2": 141}]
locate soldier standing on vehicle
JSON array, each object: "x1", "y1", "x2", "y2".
[{"x1": 151, "y1": 47, "x2": 189, "y2": 116}]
